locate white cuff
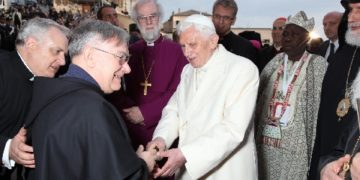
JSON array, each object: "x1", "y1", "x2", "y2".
[{"x1": 2, "y1": 139, "x2": 15, "y2": 169}]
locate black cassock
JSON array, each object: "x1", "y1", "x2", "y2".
[
  {"x1": 25, "y1": 76, "x2": 149, "y2": 180},
  {"x1": 319, "y1": 118, "x2": 360, "y2": 180},
  {"x1": 310, "y1": 43, "x2": 360, "y2": 179}
]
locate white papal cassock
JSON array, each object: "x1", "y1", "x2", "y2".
[{"x1": 153, "y1": 44, "x2": 259, "y2": 180}]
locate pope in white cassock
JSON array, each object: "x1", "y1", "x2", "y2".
[{"x1": 146, "y1": 14, "x2": 259, "y2": 180}]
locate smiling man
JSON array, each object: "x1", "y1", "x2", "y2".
[{"x1": 24, "y1": 20, "x2": 157, "y2": 180}]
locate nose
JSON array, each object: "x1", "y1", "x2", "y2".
[
  {"x1": 122, "y1": 62, "x2": 131, "y2": 74},
  {"x1": 182, "y1": 46, "x2": 191, "y2": 59},
  {"x1": 58, "y1": 54, "x2": 66, "y2": 66},
  {"x1": 146, "y1": 17, "x2": 152, "y2": 25},
  {"x1": 349, "y1": 11, "x2": 356, "y2": 23}
]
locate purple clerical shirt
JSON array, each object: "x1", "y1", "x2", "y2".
[{"x1": 109, "y1": 36, "x2": 187, "y2": 148}]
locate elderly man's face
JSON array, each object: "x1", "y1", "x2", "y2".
[
  {"x1": 281, "y1": 24, "x2": 309, "y2": 56},
  {"x1": 91, "y1": 40, "x2": 131, "y2": 94},
  {"x1": 272, "y1": 19, "x2": 286, "y2": 46},
  {"x1": 212, "y1": 5, "x2": 235, "y2": 37},
  {"x1": 348, "y1": 3, "x2": 360, "y2": 35},
  {"x1": 323, "y1": 12, "x2": 342, "y2": 41},
  {"x1": 136, "y1": 2, "x2": 161, "y2": 42},
  {"x1": 179, "y1": 27, "x2": 218, "y2": 68},
  {"x1": 29, "y1": 27, "x2": 68, "y2": 77}
]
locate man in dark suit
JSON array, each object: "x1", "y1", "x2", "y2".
[
  {"x1": 0, "y1": 17, "x2": 69, "y2": 180},
  {"x1": 316, "y1": 11, "x2": 343, "y2": 63},
  {"x1": 258, "y1": 17, "x2": 286, "y2": 72},
  {"x1": 212, "y1": 0, "x2": 258, "y2": 64}
]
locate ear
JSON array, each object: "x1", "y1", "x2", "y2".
[
  {"x1": 24, "y1": 37, "x2": 38, "y2": 50},
  {"x1": 83, "y1": 47, "x2": 96, "y2": 68},
  {"x1": 209, "y1": 34, "x2": 219, "y2": 50}
]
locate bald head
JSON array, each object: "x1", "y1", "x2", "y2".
[{"x1": 323, "y1": 11, "x2": 343, "y2": 42}]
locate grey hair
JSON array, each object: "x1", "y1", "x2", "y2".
[
  {"x1": 212, "y1": 0, "x2": 238, "y2": 17},
  {"x1": 177, "y1": 21, "x2": 216, "y2": 38},
  {"x1": 16, "y1": 17, "x2": 70, "y2": 46},
  {"x1": 68, "y1": 19, "x2": 129, "y2": 58},
  {"x1": 130, "y1": 0, "x2": 164, "y2": 22}
]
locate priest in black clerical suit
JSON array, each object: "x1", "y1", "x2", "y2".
[
  {"x1": 212, "y1": 0, "x2": 258, "y2": 65},
  {"x1": 0, "y1": 17, "x2": 70, "y2": 180},
  {"x1": 0, "y1": 51, "x2": 33, "y2": 178},
  {"x1": 24, "y1": 20, "x2": 156, "y2": 180}
]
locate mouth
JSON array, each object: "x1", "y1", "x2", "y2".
[
  {"x1": 114, "y1": 72, "x2": 123, "y2": 80},
  {"x1": 50, "y1": 66, "x2": 59, "y2": 73},
  {"x1": 186, "y1": 56, "x2": 195, "y2": 62}
]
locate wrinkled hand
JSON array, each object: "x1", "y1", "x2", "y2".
[
  {"x1": 146, "y1": 137, "x2": 166, "y2": 161},
  {"x1": 123, "y1": 106, "x2": 145, "y2": 125},
  {"x1": 321, "y1": 154, "x2": 351, "y2": 180},
  {"x1": 9, "y1": 128, "x2": 35, "y2": 168},
  {"x1": 351, "y1": 153, "x2": 360, "y2": 180},
  {"x1": 153, "y1": 148, "x2": 186, "y2": 178},
  {"x1": 136, "y1": 145, "x2": 157, "y2": 172}
]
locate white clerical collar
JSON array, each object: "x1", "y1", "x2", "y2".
[
  {"x1": 17, "y1": 51, "x2": 35, "y2": 81},
  {"x1": 147, "y1": 42, "x2": 154, "y2": 46}
]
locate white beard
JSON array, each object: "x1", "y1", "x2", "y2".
[
  {"x1": 139, "y1": 25, "x2": 161, "y2": 43},
  {"x1": 346, "y1": 22, "x2": 360, "y2": 47}
]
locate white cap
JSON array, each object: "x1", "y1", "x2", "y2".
[{"x1": 182, "y1": 14, "x2": 215, "y2": 32}]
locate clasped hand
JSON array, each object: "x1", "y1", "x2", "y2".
[{"x1": 146, "y1": 137, "x2": 186, "y2": 178}]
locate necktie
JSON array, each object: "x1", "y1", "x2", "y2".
[{"x1": 328, "y1": 43, "x2": 335, "y2": 62}]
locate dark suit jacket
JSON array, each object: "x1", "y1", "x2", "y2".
[
  {"x1": 258, "y1": 45, "x2": 281, "y2": 72},
  {"x1": 316, "y1": 40, "x2": 330, "y2": 58},
  {"x1": 0, "y1": 51, "x2": 33, "y2": 179},
  {"x1": 218, "y1": 31, "x2": 258, "y2": 64}
]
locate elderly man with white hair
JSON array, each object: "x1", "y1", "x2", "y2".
[{"x1": 146, "y1": 14, "x2": 259, "y2": 180}]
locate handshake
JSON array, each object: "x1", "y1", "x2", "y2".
[{"x1": 136, "y1": 137, "x2": 186, "y2": 178}]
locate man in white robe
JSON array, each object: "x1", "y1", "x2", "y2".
[{"x1": 146, "y1": 14, "x2": 259, "y2": 180}]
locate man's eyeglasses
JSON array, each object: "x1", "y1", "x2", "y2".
[
  {"x1": 212, "y1": 14, "x2": 234, "y2": 22},
  {"x1": 137, "y1": 13, "x2": 159, "y2": 23},
  {"x1": 92, "y1": 47, "x2": 130, "y2": 65}
]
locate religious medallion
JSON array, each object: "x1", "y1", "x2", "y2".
[
  {"x1": 337, "y1": 47, "x2": 358, "y2": 121},
  {"x1": 336, "y1": 98, "x2": 351, "y2": 118}
]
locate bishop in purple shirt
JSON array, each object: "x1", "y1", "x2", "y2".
[{"x1": 109, "y1": 0, "x2": 187, "y2": 149}]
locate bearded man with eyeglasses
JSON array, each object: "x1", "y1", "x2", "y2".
[{"x1": 107, "y1": 0, "x2": 187, "y2": 155}]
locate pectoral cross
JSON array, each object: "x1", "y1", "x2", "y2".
[{"x1": 140, "y1": 80, "x2": 152, "y2": 96}]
